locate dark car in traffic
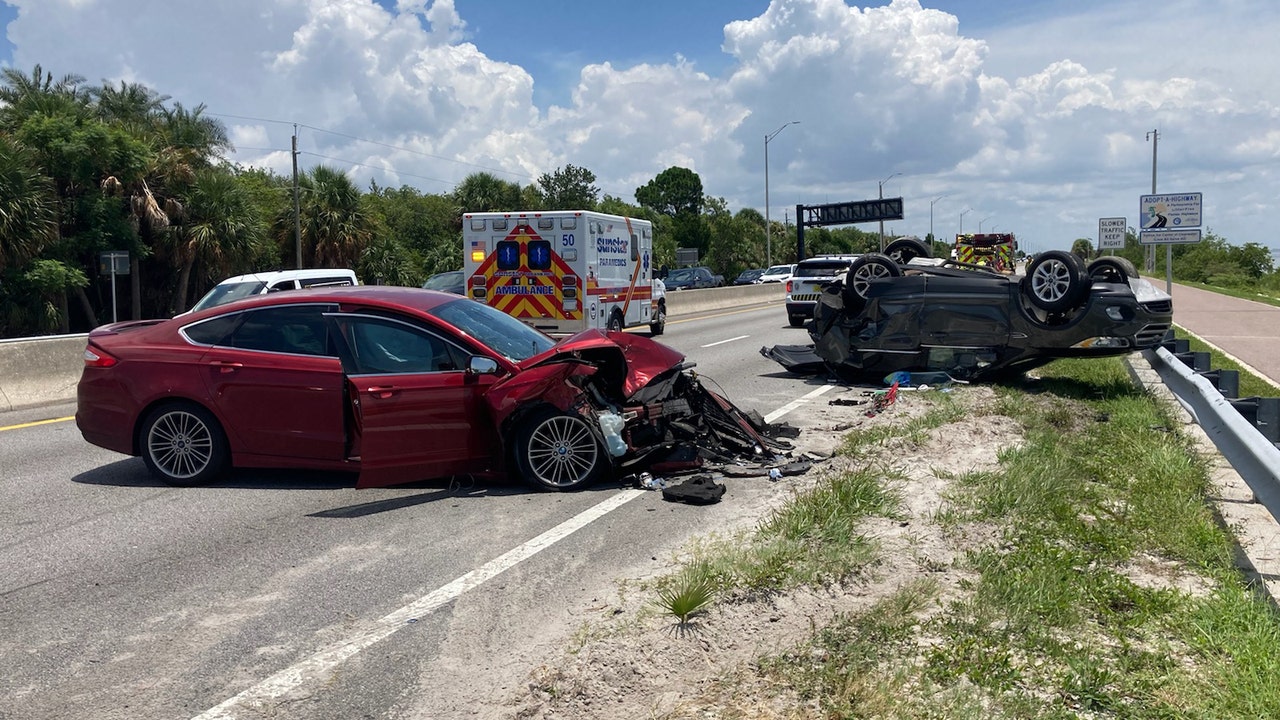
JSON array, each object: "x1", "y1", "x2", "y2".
[
  {"x1": 663, "y1": 266, "x2": 723, "y2": 290},
  {"x1": 764, "y1": 239, "x2": 1172, "y2": 380},
  {"x1": 76, "y1": 286, "x2": 772, "y2": 491},
  {"x1": 734, "y1": 268, "x2": 765, "y2": 285},
  {"x1": 422, "y1": 269, "x2": 465, "y2": 295}
]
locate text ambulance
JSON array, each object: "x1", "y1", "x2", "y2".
[{"x1": 463, "y1": 210, "x2": 666, "y2": 335}]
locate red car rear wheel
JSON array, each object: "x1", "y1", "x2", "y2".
[{"x1": 139, "y1": 402, "x2": 229, "y2": 486}]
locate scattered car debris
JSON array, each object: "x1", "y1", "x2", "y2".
[
  {"x1": 661, "y1": 475, "x2": 727, "y2": 505},
  {"x1": 763, "y1": 239, "x2": 1173, "y2": 382}
]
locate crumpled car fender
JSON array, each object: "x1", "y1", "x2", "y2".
[{"x1": 485, "y1": 360, "x2": 599, "y2": 428}]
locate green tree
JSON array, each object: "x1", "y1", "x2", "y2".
[
  {"x1": 636, "y1": 167, "x2": 709, "y2": 259},
  {"x1": 360, "y1": 235, "x2": 421, "y2": 287},
  {"x1": 703, "y1": 198, "x2": 766, "y2": 278},
  {"x1": 91, "y1": 80, "x2": 169, "y2": 131},
  {"x1": 170, "y1": 169, "x2": 266, "y2": 313},
  {"x1": 536, "y1": 164, "x2": 599, "y2": 210},
  {"x1": 0, "y1": 65, "x2": 90, "y2": 131},
  {"x1": 635, "y1": 166, "x2": 704, "y2": 218},
  {"x1": 282, "y1": 165, "x2": 372, "y2": 269},
  {"x1": 452, "y1": 171, "x2": 522, "y2": 213},
  {"x1": 1071, "y1": 238, "x2": 1093, "y2": 259},
  {"x1": 0, "y1": 136, "x2": 58, "y2": 273}
]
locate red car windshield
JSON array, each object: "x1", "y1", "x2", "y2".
[{"x1": 429, "y1": 297, "x2": 556, "y2": 362}]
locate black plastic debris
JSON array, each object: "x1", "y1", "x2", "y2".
[{"x1": 661, "y1": 475, "x2": 726, "y2": 505}]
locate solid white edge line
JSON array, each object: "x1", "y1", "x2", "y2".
[
  {"x1": 701, "y1": 334, "x2": 750, "y2": 348},
  {"x1": 1173, "y1": 322, "x2": 1280, "y2": 392},
  {"x1": 191, "y1": 489, "x2": 646, "y2": 720},
  {"x1": 194, "y1": 384, "x2": 835, "y2": 719},
  {"x1": 764, "y1": 384, "x2": 836, "y2": 424}
]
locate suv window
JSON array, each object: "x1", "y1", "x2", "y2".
[{"x1": 795, "y1": 260, "x2": 854, "y2": 278}]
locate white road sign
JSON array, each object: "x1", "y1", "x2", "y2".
[
  {"x1": 1098, "y1": 217, "x2": 1126, "y2": 249},
  {"x1": 1139, "y1": 193, "x2": 1202, "y2": 230},
  {"x1": 1140, "y1": 229, "x2": 1201, "y2": 245}
]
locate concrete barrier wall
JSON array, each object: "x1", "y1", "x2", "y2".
[
  {"x1": 662, "y1": 282, "x2": 785, "y2": 316},
  {"x1": 0, "y1": 285, "x2": 788, "y2": 411},
  {"x1": 0, "y1": 334, "x2": 87, "y2": 412}
]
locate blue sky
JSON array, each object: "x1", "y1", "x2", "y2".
[{"x1": 3, "y1": 0, "x2": 1278, "y2": 256}]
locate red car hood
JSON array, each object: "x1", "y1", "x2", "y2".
[{"x1": 516, "y1": 329, "x2": 686, "y2": 399}]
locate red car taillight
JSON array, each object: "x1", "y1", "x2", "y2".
[
  {"x1": 786, "y1": 280, "x2": 793, "y2": 293},
  {"x1": 83, "y1": 346, "x2": 118, "y2": 368}
]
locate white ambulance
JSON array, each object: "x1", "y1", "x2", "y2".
[{"x1": 462, "y1": 210, "x2": 666, "y2": 335}]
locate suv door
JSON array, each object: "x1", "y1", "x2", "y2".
[{"x1": 325, "y1": 312, "x2": 499, "y2": 488}]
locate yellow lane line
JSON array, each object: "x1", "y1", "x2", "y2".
[{"x1": 0, "y1": 415, "x2": 75, "y2": 432}]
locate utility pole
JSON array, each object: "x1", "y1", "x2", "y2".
[
  {"x1": 292, "y1": 125, "x2": 303, "y2": 269},
  {"x1": 1146, "y1": 128, "x2": 1160, "y2": 277},
  {"x1": 959, "y1": 207, "x2": 970, "y2": 235}
]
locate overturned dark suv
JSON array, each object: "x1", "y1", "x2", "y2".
[{"x1": 764, "y1": 239, "x2": 1173, "y2": 381}]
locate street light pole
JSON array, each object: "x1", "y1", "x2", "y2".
[
  {"x1": 878, "y1": 171, "x2": 902, "y2": 252},
  {"x1": 929, "y1": 194, "x2": 948, "y2": 243},
  {"x1": 765, "y1": 121, "x2": 800, "y2": 267},
  {"x1": 959, "y1": 207, "x2": 970, "y2": 235},
  {"x1": 979, "y1": 215, "x2": 993, "y2": 233}
]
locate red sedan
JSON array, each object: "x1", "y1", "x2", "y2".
[{"x1": 76, "y1": 286, "x2": 766, "y2": 491}]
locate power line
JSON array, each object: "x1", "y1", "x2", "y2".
[
  {"x1": 299, "y1": 151, "x2": 457, "y2": 188},
  {"x1": 206, "y1": 110, "x2": 536, "y2": 182},
  {"x1": 298, "y1": 123, "x2": 536, "y2": 181}
]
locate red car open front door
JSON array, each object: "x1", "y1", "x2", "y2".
[{"x1": 326, "y1": 313, "x2": 500, "y2": 488}]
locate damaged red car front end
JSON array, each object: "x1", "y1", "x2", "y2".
[{"x1": 484, "y1": 328, "x2": 774, "y2": 491}]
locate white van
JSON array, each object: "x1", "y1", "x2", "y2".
[{"x1": 189, "y1": 269, "x2": 358, "y2": 313}]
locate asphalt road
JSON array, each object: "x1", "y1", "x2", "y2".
[
  {"x1": 1163, "y1": 281, "x2": 1280, "y2": 388},
  {"x1": 0, "y1": 300, "x2": 827, "y2": 720}
]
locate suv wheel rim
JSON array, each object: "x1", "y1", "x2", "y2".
[
  {"x1": 851, "y1": 263, "x2": 893, "y2": 298},
  {"x1": 1031, "y1": 259, "x2": 1071, "y2": 302}
]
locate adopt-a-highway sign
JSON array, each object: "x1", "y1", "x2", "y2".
[{"x1": 1139, "y1": 193, "x2": 1201, "y2": 230}]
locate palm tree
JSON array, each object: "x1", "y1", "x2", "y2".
[
  {"x1": 0, "y1": 136, "x2": 57, "y2": 273},
  {"x1": 0, "y1": 64, "x2": 89, "y2": 131},
  {"x1": 293, "y1": 165, "x2": 372, "y2": 268},
  {"x1": 92, "y1": 80, "x2": 169, "y2": 128},
  {"x1": 452, "y1": 171, "x2": 523, "y2": 214},
  {"x1": 170, "y1": 169, "x2": 266, "y2": 313},
  {"x1": 99, "y1": 99, "x2": 233, "y2": 316}
]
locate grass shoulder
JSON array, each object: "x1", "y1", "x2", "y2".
[{"x1": 518, "y1": 356, "x2": 1280, "y2": 718}]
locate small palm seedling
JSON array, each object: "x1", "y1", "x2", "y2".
[{"x1": 655, "y1": 566, "x2": 718, "y2": 630}]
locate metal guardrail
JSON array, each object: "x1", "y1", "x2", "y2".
[{"x1": 1146, "y1": 337, "x2": 1280, "y2": 525}]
